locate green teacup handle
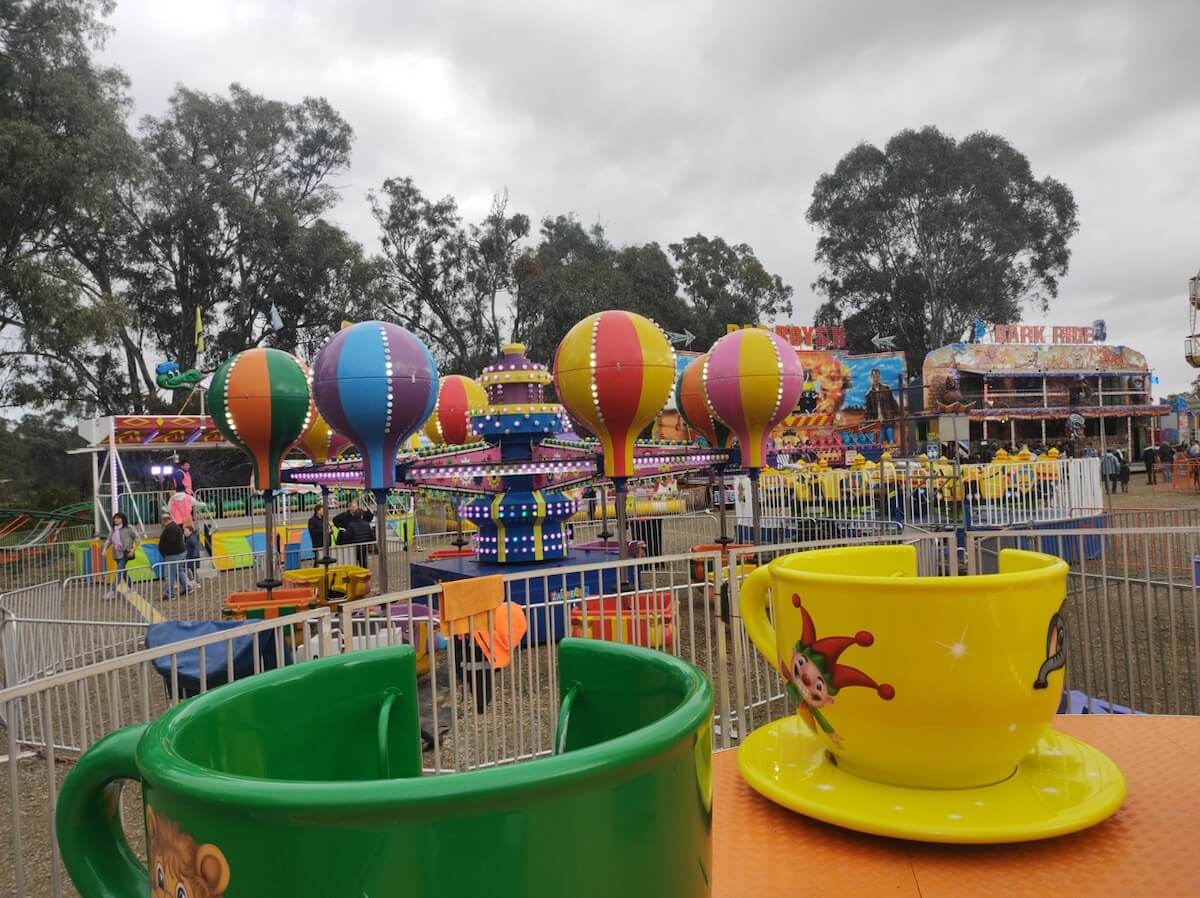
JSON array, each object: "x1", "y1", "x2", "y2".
[
  {"x1": 56, "y1": 722, "x2": 149, "y2": 898},
  {"x1": 739, "y1": 566, "x2": 778, "y2": 669}
]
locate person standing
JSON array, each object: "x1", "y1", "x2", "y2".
[
  {"x1": 333, "y1": 498, "x2": 374, "y2": 568},
  {"x1": 182, "y1": 518, "x2": 200, "y2": 591},
  {"x1": 1118, "y1": 450, "x2": 1130, "y2": 494},
  {"x1": 1159, "y1": 442, "x2": 1174, "y2": 483},
  {"x1": 158, "y1": 513, "x2": 187, "y2": 601},
  {"x1": 1142, "y1": 443, "x2": 1159, "y2": 486},
  {"x1": 1101, "y1": 450, "x2": 1119, "y2": 495},
  {"x1": 307, "y1": 503, "x2": 329, "y2": 565},
  {"x1": 104, "y1": 512, "x2": 137, "y2": 597},
  {"x1": 172, "y1": 460, "x2": 194, "y2": 495}
]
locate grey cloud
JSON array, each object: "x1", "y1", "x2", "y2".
[{"x1": 100, "y1": 0, "x2": 1200, "y2": 392}]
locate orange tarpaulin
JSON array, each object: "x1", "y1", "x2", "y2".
[
  {"x1": 439, "y1": 575, "x2": 527, "y2": 668},
  {"x1": 440, "y1": 575, "x2": 505, "y2": 637},
  {"x1": 471, "y1": 603, "x2": 527, "y2": 669}
]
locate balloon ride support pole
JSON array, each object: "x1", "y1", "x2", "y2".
[
  {"x1": 257, "y1": 490, "x2": 281, "y2": 594},
  {"x1": 597, "y1": 483, "x2": 613, "y2": 543},
  {"x1": 749, "y1": 469, "x2": 763, "y2": 547},
  {"x1": 374, "y1": 489, "x2": 390, "y2": 596},
  {"x1": 613, "y1": 480, "x2": 629, "y2": 561},
  {"x1": 714, "y1": 466, "x2": 731, "y2": 546},
  {"x1": 613, "y1": 478, "x2": 635, "y2": 592}
]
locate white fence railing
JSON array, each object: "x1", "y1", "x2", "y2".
[
  {"x1": 965, "y1": 525, "x2": 1200, "y2": 716},
  {"x1": 740, "y1": 456, "x2": 1104, "y2": 532}
]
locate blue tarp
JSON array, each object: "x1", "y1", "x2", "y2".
[
  {"x1": 145, "y1": 620, "x2": 291, "y2": 697},
  {"x1": 1058, "y1": 689, "x2": 1143, "y2": 715}
]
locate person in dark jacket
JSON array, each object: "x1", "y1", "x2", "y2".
[
  {"x1": 333, "y1": 499, "x2": 374, "y2": 567},
  {"x1": 1158, "y1": 442, "x2": 1175, "y2": 482},
  {"x1": 158, "y1": 513, "x2": 187, "y2": 601},
  {"x1": 307, "y1": 503, "x2": 329, "y2": 564},
  {"x1": 1142, "y1": 443, "x2": 1159, "y2": 485}
]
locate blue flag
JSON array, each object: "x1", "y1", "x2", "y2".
[{"x1": 973, "y1": 320, "x2": 988, "y2": 341}]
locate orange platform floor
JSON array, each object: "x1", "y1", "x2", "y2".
[{"x1": 713, "y1": 715, "x2": 1199, "y2": 897}]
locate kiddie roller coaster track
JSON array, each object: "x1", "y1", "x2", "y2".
[{"x1": 0, "y1": 503, "x2": 94, "y2": 562}]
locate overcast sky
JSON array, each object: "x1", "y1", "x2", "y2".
[{"x1": 100, "y1": 0, "x2": 1200, "y2": 394}]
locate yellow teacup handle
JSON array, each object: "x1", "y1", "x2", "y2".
[{"x1": 739, "y1": 565, "x2": 778, "y2": 669}]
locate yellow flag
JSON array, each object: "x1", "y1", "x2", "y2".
[
  {"x1": 340, "y1": 319, "x2": 354, "y2": 330},
  {"x1": 195, "y1": 308, "x2": 205, "y2": 353}
]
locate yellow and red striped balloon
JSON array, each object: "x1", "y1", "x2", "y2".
[
  {"x1": 553, "y1": 311, "x2": 675, "y2": 479},
  {"x1": 702, "y1": 328, "x2": 803, "y2": 469},
  {"x1": 423, "y1": 375, "x2": 488, "y2": 445}
]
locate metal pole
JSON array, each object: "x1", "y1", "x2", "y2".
[
  {"x1": 1098, "y1": 374, "x2": 1109, "y2": 510},
  {"x1": 613, "y1": 478, "x2": 629, "y2": 559},
  {"x1": 714, "y1": 465, "x2": 730, "y2": 545},
  {"x1": 749, "y1": 468, "x2": 763, "y2": 545},
  {"x1": 108, "y1": 418, "x2": 119, "y2": 519},
  {"x1": 1042, "y1": 375, "x2": 1049, "y2": 447},
  {"x1": 374, "y1": 488, "x2": 391, "y2": 595},
  {"x1": 259, "y1": 489, "x2": 279, "y2": 592},
  {"x1": 598, "y1": 482, "x2": 612, "y2": 543},
  {"x1": 952, "y1": 416, "x2": 962, "y2": 509},
  {"x1": 91, "y1": 450, "x2": 102, "y2": 536}
]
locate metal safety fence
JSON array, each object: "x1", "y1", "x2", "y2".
[
  {"x1": 749, "y1": 456, "x2": 1104, "y2": 531},
  {"x1": 965, "y1": 526, "x2": 1199, "y2": 716},
  {"x1": 0, "y1": 512, "x2": 728, "y2": 693},
  {"x1": 0, "y1": 539, "x2": 413, "y2": 693},
  {"x1": 1151, "y1": 459, "x2": 1200, "y2": 493}
]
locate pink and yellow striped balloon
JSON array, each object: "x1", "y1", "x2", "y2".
[{"x1": 702, "y1": 329, "x2": 803, "y2": 469}]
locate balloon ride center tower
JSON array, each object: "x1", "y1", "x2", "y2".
[{"x1": 458, "y1": 344, "x2": 575, "y2": 563}]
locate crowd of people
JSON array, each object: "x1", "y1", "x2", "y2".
[
  {"x1": 1140, "y1": 441, "x2": 1200, "y2": 486},
  {"x1": 102, "y1": 454, "x2": 384, "y2": 602}
]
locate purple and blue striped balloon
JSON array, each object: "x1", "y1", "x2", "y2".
[{"x1": 311, "y1": 321, "x2": 439, "y2": 489}]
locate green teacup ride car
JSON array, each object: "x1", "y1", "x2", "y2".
[{"x1": 57, "y1": 639, "x2": 714, "y2": 898}]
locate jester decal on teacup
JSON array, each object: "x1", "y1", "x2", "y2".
[
  {"x1": 146, "y1": 806, "x2": 230, "y2": 898},
  {"x1": 782, "y1": 593, "x2": 895, "y2": 745},
  {"x1": 1033, "y1": 604, "x2": 1067, "y2": 689}
]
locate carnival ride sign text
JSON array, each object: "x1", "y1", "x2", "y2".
[
  {"x1": 991, "y1": 324, "x2": 1097, "y2": 345},
  {"x1": 726, "y1": 323, "x2": 848, "y2": 350}
]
